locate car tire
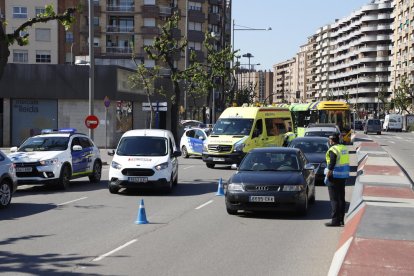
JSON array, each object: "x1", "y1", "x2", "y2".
[
  {"x1": 173, "y1": 172, "x2": 178, "y2": 186},
  {"x1": 0, "y1": 180, "x2": 12, "y2": 208},
  {"x1": 164, "y1": 175, "x2": 174, "y2": 194},
  {"x1": 109, "y1": 184, "x2": 120, "y2": 194},
  {"x1": 297, "y1": 192, "x2": 308, "y2": 216},
  {"x1": 309, "y1": 186, "x2": 316, "y2": 204},
  {"x1": 57, "y1": 165, "x2": 71, "y2": 190},
  {"x1": 226, "y1": 207, "x2": 238, "y2": 215},
  {"x1": 89, "y1": 161, "x2": 102, "y2": 183},
  {"x1": 386, "y1": 127, "x2": 389, "y2": 132},
  {"x1": 206, "y1": 163, "x2": 215, "y2": 169},
  {"x1": 181, "y1": 146, "x2": 189, "y2": 158},
  {"x1": 377, "y1": 131, "x2": 381, "y2": 135}
]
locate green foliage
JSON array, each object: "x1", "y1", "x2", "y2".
[
  {"x1": 394, "y1": 75, "x2": 413, "y2": 114},
  {"x1": 407, "y1": 123, "x2": 414, "y2": 132},
  {"x1": 234, "y1": 85, "x2": 255, "y2": 106},
  {"x1": 342, "y1": 90, "x2": 351, "y2": 105}
]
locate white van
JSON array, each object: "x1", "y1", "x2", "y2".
[
  {"x1": 108, "y1": 129, "x2": 181, "y2": 194},
  {"x1": 383, "y1": 114, "x2": 403, "y2": 132}
]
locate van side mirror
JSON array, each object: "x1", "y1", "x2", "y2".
[
  {"x1": 108, "y1": 149, "x2": 115, "y2": 156},
  {"x1": 72, "y1": 145, "x2": 82, "y2": 151}
]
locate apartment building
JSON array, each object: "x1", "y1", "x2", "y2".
[
  {"x1": 4, "y1": 0, "x2": 59, "y2": 64},
  {"x1": 273, "y1": 58, "x2": 296, "y2": 103},
  {"x1": 305, "y1": 34, "x2": 317, "y2": 101},
  {"x1": 330, "y1": 0, "x2": 393, "y2": 117},
  {"x1": 391, "y1": 0, "x2": 414, "y2": 91},
  {"x1": 314, "y1": 24, "x2": 332, "y2": 100},
  {"x1": 294, "y1": 44, "x2": 308, "y2": 102}
]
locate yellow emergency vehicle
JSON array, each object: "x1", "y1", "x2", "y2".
[{"x1": 202, "y1": 106, "x2": 292, "y2": 168}]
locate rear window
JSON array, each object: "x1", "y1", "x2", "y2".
[{"x1": 368, "y1": 120, "x2": 380, "y2": 125}]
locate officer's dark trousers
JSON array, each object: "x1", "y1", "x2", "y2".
[{"x1": 327, "y1": 178, "x2": 346, "y2": 224}]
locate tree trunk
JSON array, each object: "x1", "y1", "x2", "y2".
[
  {"x1": 0, "y1": 23, "x2": 10, "y2": 81},
  {"x1": 170, "y1": 80, "x2": 181, "y2": 142}
]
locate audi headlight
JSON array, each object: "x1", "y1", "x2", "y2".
[
  {"x1": 111, "y1": 161, "x2": 122, "y2": 170},
  {"x1": 283, "y1": 185, "x2": 304, "y2": 191},
  {"x1": 155, "y1": 162, "x2": 168, "y2": 171},
  {"x1": 228, "y1": 183, "x2": 244, "y2": 191},
  {"x1": 39, "y1": 158, "x2": 59, "y2": 166}
]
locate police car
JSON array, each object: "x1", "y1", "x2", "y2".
[
  {"x1": 8, "y1": 129, "x2": 102, "y2": 189},
  {"x1": 179, "y1": 127, "x2": 211, "y2": 158}
]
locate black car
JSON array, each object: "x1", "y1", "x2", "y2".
[
  {"x1": 352, "y1": 120, "x2": 364, "y2": 130},
  {"x1": 225, "y1": 147, "x2": 315, "y2": 216},
  {"x1": 288, "y1": 137, "x2": 329, "y2": 184}
]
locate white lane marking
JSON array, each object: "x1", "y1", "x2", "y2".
[
  {"x1": 396, "y1": 136, "x2": 403, "y2": 139},
  {"x1": 57, "y1": 197, "x2": 88, "y2": 206},
  {"x1": 389, "y1": 141, "x2": 396, "y2": 144},
  {"x1": 183, "y1": 166, "x2": 195, "y2": 170},
  {"x1": 195, "y1": 200, "x2": 214, "y2": 210},
  {"x1": 93, "y1": 239, "x2": 138, "y2": 262}
]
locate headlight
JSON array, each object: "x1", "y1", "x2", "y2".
[
  {"x1": 228, "y1": 183, "x2": 244, "y2": 191},
  {"x1": 203, "y1": 143, "x2": 208, "y2": 152},
  {"x1": 234, "y1": 143, "x2": 245, "y2": 152},
  {"x1": 111, "y1": 161, "x2": 122, "y2": 170},
  {"x1": 39, "y1": 158, "x2": 59, "y2": 166},
  {"x1": 155, "y1": 162, "x2": 168, "y2": 171},
  {"x1": 283, "y1": 185, "x2": 304, "y2": 191}
]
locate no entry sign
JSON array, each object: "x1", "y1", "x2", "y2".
[{"x1": 85, "y1": 115, "x2": 99, "y2": 129}]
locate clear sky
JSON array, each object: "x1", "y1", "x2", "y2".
[{"x1": 232, "y1": 0, "x2": 371, "y2": 71}]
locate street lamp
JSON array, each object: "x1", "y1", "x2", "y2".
[
  {"x1": 242, "y1": 53, "x2": 254, "y2": 90},
  {"x1": 88, "y1": 0, "x2": 95, "y2": 140}
]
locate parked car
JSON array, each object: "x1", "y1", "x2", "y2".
[
  {"x1": 288, "y1": 136, "x2": 329, "y2": 185},
  {"x1": 364, "y1": 119, "x2": 382, "y2": 135},
  {"x1": 8, "y1": 129, "x2": 102, "y2": 189},
  {"x1": 180, "y1": 127, "x2": 211, "y2": 158},
  {"x1": 225, "y1": 147, "x2": 315, "y2": 216},
  {"x1": 352, "y1": 120, "x2": 364, "y2": 130},
  {"x1": 0, "y1": 150, "x2": 17, "y2": 208},
  {"x1": 108, "y1": 129, "x2": 181, "y2": 194},
  {"x1": 304, "y1": 123, "x2": 343, "y2": 143}
]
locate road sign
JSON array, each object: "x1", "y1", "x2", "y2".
[
  {"x1": 85, "y1": 115, "x2": 99, "y2": 129},
  {"x1": 104, "y1": 96, "x2": 110, "y2": 108},
  {"x1": 142, "y1": 102, "x2": 168, "y2": 111}
]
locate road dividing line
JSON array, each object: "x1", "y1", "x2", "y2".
[
  {"x1": 389, "y1": 141, "x2": 395, "y2": 144},
  {"x1": 93, "y1": 239, "x2": 138, "y2": 262},
  {"x1": 195, "y1": 200, "x2": 214, "y2": 210},
  {"x1": 183, "y1": 166, "x2": 195, "y2": 170},
  {"x1": 57, "y1": 197, "x2": 88, "y2": 206}
]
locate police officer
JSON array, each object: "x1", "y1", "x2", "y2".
[{"x1": 325, "y1": 133, "x2": 350, "y2": 227}]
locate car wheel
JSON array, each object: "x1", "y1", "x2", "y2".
[
  {"x1": 309, "y1": 186, "x2": 316, "y2": 204},
  {"x1": 226, "y1": 207, "x2": 238, "y2": 215},
  {"x1": 206, "y1": 163, "x2": 215, "y2": 169},
  {"x1": 109, "y1": 184, "x2": 120, "y2": 194},
  {"x1": 181, "y1": 146, "x2": 189, "y2": 158},
  {"x1": 57, "y1": 165, "x2": 71, "y2": 190},
  {"x1": 386, "y1": 127, "x2": 389, "y2": 132},
  {"x1": 297, "y1": 192, "x2": 308, "y2": 216},
  {"x1": 164, "y1": 175, "x2": 174, "y2": 194},
  {"x1": 173, "y1": 172, "x2": 178, "y2": 186},
  {"x1": 0, "y1": 180, "x2": 12, "y2": 209},
  {"x1": 89, "y1": 161, "x2": 102, "y2": 183},
  {"x1": 377, "y1": 131, "x2": 381, "y2": 135}
]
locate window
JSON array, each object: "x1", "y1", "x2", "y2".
[
  {"x1": 144, "y1": 18, "x2": 156, "y2": 27},
  {"x1": 144, "y1": 38, "x2": 154, "y2": 46},
  {"x1": 144, "y1": 59, "x2": 155, "y2": 68},
  {"x1": 36, "y1": 51, "x2": 51, "y2": 63},
  {"x1": 188, "y1": 2, "x2": 202, "y2": 11},
  {"x1": 13, "y1": 50, "x2": 28, "y2": 63},
  {"x1": 13, "y1": 7, "x2": 27, "y2": 18},
  {"x1": 144, "y1": 0, "x2": 156, "y2": 4},
  {"x1": 94, "y1": 16, "x2": 100, "y2": 26},
  {"x1": 35, "y1": 28, "x2": 51, "y2": 42},
  {"x1": 189, "y1": 22, "x2": 202, "y2": 31},
  {"x1": 66, "y1": 31, "x2": 74, "y2": 43},
  {"x1": 188, "y1": 41, "x2": 201, "y2": 50},
  {"x1": 94, "y1": 37, "x2": 100, "y2": 47},
  {"x1": 35, "y1": 7, "x2": 45, "y2": 16}
]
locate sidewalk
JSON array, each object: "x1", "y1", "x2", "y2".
[{"x1": 329, "y1": 133, "x2": 414, "y2": 275}]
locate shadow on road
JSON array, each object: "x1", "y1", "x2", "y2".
[{"x1": 0, "y1": 203, "x2": 57, "y2": 220}]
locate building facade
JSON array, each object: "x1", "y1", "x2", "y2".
[
  {"x1": 314, "y1": 24, "x2": 332, "y2": 100},
  {"x1": 273, "y1": 58, "x2": 296, "y2": 103}
]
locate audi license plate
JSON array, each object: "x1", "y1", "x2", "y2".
[
  {"x1": 129, "y1": 177, "x2": 148, "y2": 183},
  {"x1": 213, "y1": 158, "x2": 225, "y2": 162},
  {"x1": 249, "y1": 196, "x2": 275, "y2": 202},
  {"x1": 16, "y1": 167, "x2": 32, "y2": 172}
]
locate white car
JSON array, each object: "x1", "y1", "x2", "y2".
[
  {"x1": 8, "y1": 129, "x2": 102, "y2": 189},
  {"x1": 0, "y1": 150, "x2": 17, "y2": 208},
  {"x1": 180, "y1": 127, "x2": 211, "y2": 158},
  {"x1": 108, "y1": 129, "x2": 181, "y2": 194}
]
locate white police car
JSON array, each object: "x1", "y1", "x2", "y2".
[
  {"x1": 179, "y1": 127, "x2": 211, "y2": 158},
  {"x1": 8, "y1": 129, "x2": 102, "y2": 189}
]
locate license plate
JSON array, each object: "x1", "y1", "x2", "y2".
[
  {"x1": 129, "y1": 177, "x2": 148, "y2": 183},
  {"x1": 213, "y1": 158, "x2": 225, "y2": 162},
  {"x1": 16, "y1": 167, "x2": 33, "y2": 172},
  {"x1": 249, "y1": 196, "x2": 275, "y2": 203}
]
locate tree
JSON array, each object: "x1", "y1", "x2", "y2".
[
  {"x1": 342, "y1": 90, "x2": 351, "y2": 105},
  {"x1": 0, "y1": 5, "x2": 77, "y2": 80},
  {"x1": 144, "y1": 11, "x2": 187, "y2": 140},
  {"x1": 378, "y1": 84, "x2": 391, "y2": 116},
  {"x1": 128, "y1": 62, "x2": 161, "y2": 128},
  {"x1": 394, "y1": 75, "x2": 412, "y2": 114}
]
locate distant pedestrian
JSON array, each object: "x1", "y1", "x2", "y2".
[{"x1": 324, "y1": 133, "x2": 350, "y2": 227}]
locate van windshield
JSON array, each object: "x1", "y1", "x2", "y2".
[
  {"x1": 212, "y1": 118, "x2": 254, "y2": 135},
  {"x1": 116, "y1": 136, "x2": 168, "y2": 156}
]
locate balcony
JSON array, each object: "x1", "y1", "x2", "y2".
[
  {"x1": 208, "y1": 13, "x2": 221, "y2": 25},
  {"x1": 141, "y1": 26, "x2": 159, "y2": 35},
  {"x1": 106, "y1": 46, "x2": 133, "y2": 54},
  {"x1": 188, "y1": 9, "x2": 205, "y2": 23},
  {"x1": 107, "y1": 4, "x2": 135, "y2": 12},
  {"x1": 188, "y1": 49, "x2": 205, "y2": 62},
  {"x1": 106, "y1": 25, "x2": 134, "y2": 33},
  {"x1": 142, "y1": 5, "x2": 159, "y2": 16},
  {"x1": 159, "y1": 6, "x2": 172, "y2": 16}
]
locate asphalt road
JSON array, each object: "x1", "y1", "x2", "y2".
[{"x1": 0, "y1": 155, "x2": 355, "y2": 276}]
